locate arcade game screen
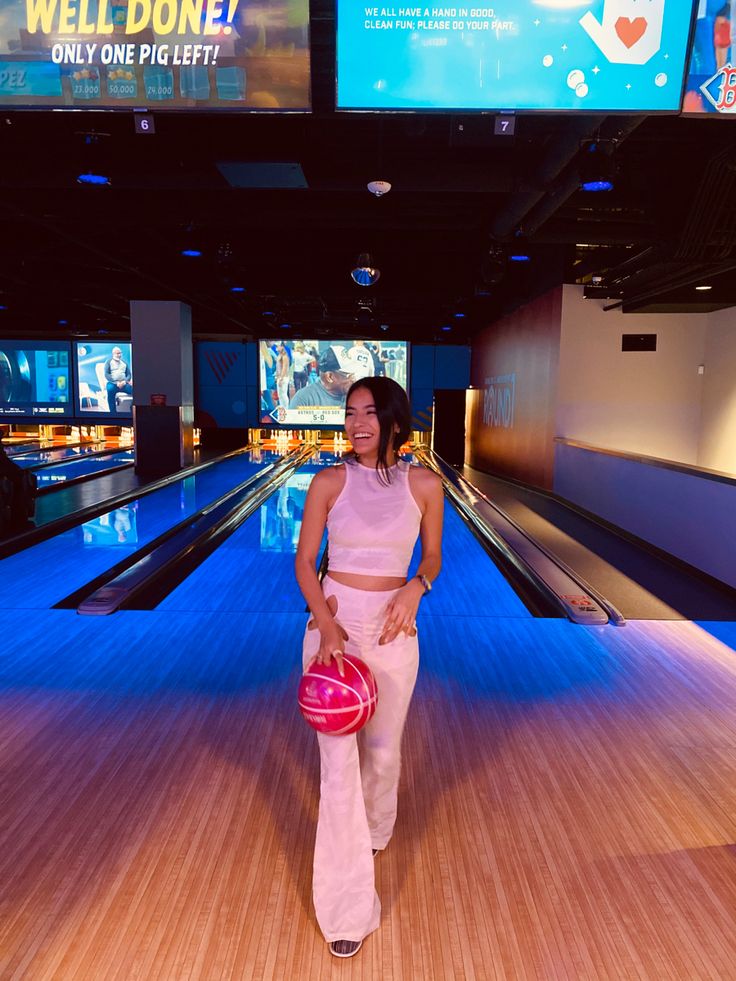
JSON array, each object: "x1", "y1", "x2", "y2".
[
  {"x1": 0, "y1": 0, "x2": 310, "y2": 109},
  {"x1": 75, "y1": 341, "x2": 134, "y2": 419},
  {"x1": 337, "y1": 0, "x2": 694, "y2": 111},
  {"x1": 259, "y1": 338, "x2": 409, "y2": 427},
  {"x1": 0, "y1": 340, "x2": 71, "y2": 418}
]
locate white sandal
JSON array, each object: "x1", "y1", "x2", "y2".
[{"x1": 329, "y1": 939, "x2": 363, "y2": 958}]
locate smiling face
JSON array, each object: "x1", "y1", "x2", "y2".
[{"x1": 344, "y1": 385, "x2": 386, "y2": 461}]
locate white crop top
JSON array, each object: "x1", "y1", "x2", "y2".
[{"x1": 327, "y1": 459, "x2": 422, "y2": 577}]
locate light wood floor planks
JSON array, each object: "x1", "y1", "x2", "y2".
[{"x1": 1, "y1": 610, "x2": 736, "y2": 980}]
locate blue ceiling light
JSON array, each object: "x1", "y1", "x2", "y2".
[
  {"x1": 580, "y1": 179, "x2": 614, "y2": 193},
  {"x1": 230, "y1": 286, "x2": 245, "y2": 293},
  {"x1": 0, "y1": 304, "x2": 7, "y2": 310},
  {"x1": 579, "y1": 140, "x2": 615, "y2": 193},
  {"x1": 441, "y1": 325, "x2": 452, "y2": 331},
  {"x1": 279, "y1": 322, "x2": 291, "y2": 329},
  {"x1": 58, "y1": 319, "x2": 68, "y2": 325},
  {"x1": 509, "y1": 253, "x2": 531, "y2": 262},
  {"x1": 181, "y1": 248, "x2": 202, "y2": 257},
  {"x1": 453, "y1": 312, "x2": 466, "y2": 319},
  {"x1": 77, "y1": 172, "x2": 110, "y2": 186}
]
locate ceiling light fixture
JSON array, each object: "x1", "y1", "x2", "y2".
[
  {"x1": 77, "y1": 172, "x2": 110, "y2": 186},
  {"x1": 351, "y1": 253, "x2": 381, "y2": 287},
  {"x1": 367, "y1": 180, "x2": 392, "y2": 197},
  {"x1": 579, "y1": 140, "x2": 615, "y2": 193},
  {"x1": 181, "y1": 248, "x2": 202, "y2": 257},
  {"x1": 695, "y1": 285, "x2": 712, "y2": 291}
]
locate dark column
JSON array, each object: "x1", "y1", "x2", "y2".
[
  {"x1": 432, "y1": 389, "x2": 467, "y2": 466},
  {"x1": 130, "y1": 301, "x2": 194, "y2": 478}
]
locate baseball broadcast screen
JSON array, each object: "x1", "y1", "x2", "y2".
[
  {"x1": 681, "y1": 0, "x2": 736, "y2": 114},
  {"x1": 75, "y1": 341, "x2": 134, "y2": 418},
  {"x1": 0, "y1": 0, "x2": 310, "y2": 109},
  {"x1": 0, "y1": 340, "x2": 72, "y2": 419},
  {"x1": 259, "y1": 339, "x2": 409, "y2": 427},
  {"x1": 337, "y1": 0, "x2": 693, "y2": 111}
]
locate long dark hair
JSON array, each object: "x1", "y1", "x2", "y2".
[{"x1": 345, "y1": 376, "x2": 411, "y2": 483}]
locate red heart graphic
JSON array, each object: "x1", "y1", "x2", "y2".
[{"x1": 615, "y1": 16, "x2": 647, "y2": 48}]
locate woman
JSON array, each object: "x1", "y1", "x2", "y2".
[{"x1": 295, "y1": 376, "x2": 443, "y2": 958}]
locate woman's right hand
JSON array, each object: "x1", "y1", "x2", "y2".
[{"x1": 313, "y1": 618, "x2": 348, "y2": 677}]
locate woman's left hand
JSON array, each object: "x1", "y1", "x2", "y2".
[{"x1": 379, "y1": 579, "x2": 423, "y2": 645}]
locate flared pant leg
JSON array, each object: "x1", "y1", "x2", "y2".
[{"x1": 302, "y1": 578, "x2": 419, "y2": 943}]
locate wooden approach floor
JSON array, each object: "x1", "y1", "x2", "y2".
[{"x1": 1, "y1": 610, "x2": 736, "y2": 980}]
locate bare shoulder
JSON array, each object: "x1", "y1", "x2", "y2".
[
  {"x1": 408, "y1": 463, "x2": 441, "y2": 489},
  {"x1": 309, "y1": 462, "x2": 347, "y2": 507},
  {"x1": 407, "y1": 463, "x2": 443, "y2": 507}
]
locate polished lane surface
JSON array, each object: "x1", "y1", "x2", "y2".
[
  {"x1": 0, "y1": 449, "x2": 282, "y2": 609},
  {"x1": 158, "y1": 453, "x2": 531, "y2": 619},
  {"x1": 32, "y1": 450, "x2": 135, "y2": 491},
  {"x1": 12, "y1": 442, "x2": 118, "y2": 466}
]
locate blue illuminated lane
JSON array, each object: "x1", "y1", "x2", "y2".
[
  {"x1": 12, "y1": 442, "x2": 119, "y2": 467},
  {"x1": 0, "y1": 449, "x2": 282, "y2": 608},
  {"x1": 159, "y1": 454, "x2": 530, "y2": 618},
  {"x1": 34, "y1": 450, "x2": 135, "y2": 489}
]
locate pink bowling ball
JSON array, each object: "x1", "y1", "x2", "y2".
[{"x1": 298, "y1": 654, "x2": 378, "y2": 735}]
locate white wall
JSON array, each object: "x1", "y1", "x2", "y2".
[
  {"x1": 698, "y1": 307, "x2": 736, "y2": 474},
  {"x1": 557, "y1": 285, "x2": 708, "y2": 464},
  {"x1": 554, "y1": 441, "x2": 736, "y2": 590}
]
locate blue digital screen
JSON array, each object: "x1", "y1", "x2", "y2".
[
  {"x1": 337, "y1": 0, "x2": 694, "y2": 111},
  {"x1": 75, "y1": 341, "x2": 133, "y2": 418},
  {"x1": 682, "y1": 0, "x2": 736, "y2": 114},
  {"x1": 0, "y1": 341, "x2": 71, "y2": 419},
  {"x1": 259, "y1": 338, "x2": 408, "y2": 427}
]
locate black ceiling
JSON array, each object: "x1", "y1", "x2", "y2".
[{"x1": 1, "y1": 2, "x2": 735, "y2": 344}]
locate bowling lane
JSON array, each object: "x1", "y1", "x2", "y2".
[
  {"x1": 12, "y1": 442, "x2": 119, "y2": 467},
  {"x1": 0, "y1": 449, "x2": 283, "y2": 609},
  {"x1": 157, "y1": 454, "x2": 531, "y2": 618},
  {"x1": 33, "y1": 450, "x2": 135, "y2": 491}
]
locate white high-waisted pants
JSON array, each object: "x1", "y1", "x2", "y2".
[{"x1": 302, "y1": 576, "x2": 420, "y2": 943}]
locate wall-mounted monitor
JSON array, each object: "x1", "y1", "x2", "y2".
[
  {"x1": 682, "y1": 1, "x2": 736, "y2": 114},
  {"x1": 0, "y1": 0, "x2": 310, "y2": 110},
  {"x1": 259, "y1": 339, "x2": 409, "y2": 427},
  {"x1": 0, "y1": 340, "x2": 72, "y2": 419},
  {"x1": 75, "y1": 341, "x2": 134, "y2": 419},
  {"x1": 337, "y1": 0, "x2": 693, "y2": 111}
]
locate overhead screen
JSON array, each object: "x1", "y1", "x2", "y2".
[
  {"x1": 0, "y1": 0, "x2": 310, "y2": 109},
  {"x1": 259, "y1": 339, "x2": 409, "y2": 427},
  {"x1": 0, "y1": 340, "x2": 72, "y2": 419},
  {"x1": 682, "y1": 2, "x2": 736, "y2": 114},
  {"x1": 337, "y1": 0, "x2": 693, "y2": 111},
  {"x1": 75, "y1": 341, "x2": 134, "y2": 419}
]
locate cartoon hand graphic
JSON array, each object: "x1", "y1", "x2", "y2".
[{"x1": 579, "y1": 0, "x2": 665, "y2": 65}]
